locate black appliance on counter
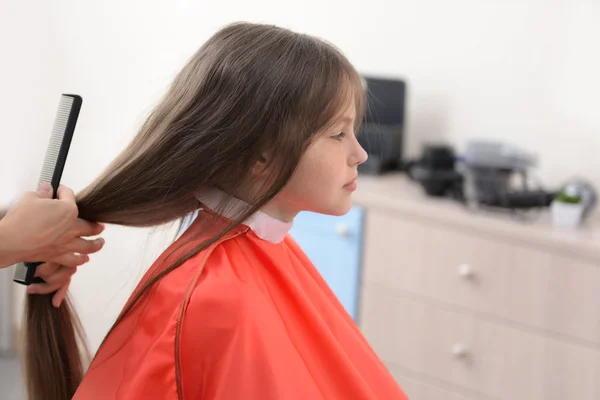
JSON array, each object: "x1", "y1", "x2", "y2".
[
  {"x1": 357, "y1": 76, "x2": 406, "y2": 175},
  {"x1": 407, "y1": 144, "x2": 463, "y2": 198},
  {"x1": 408, "y1": 142, "x2": 556, "y2": 210}
]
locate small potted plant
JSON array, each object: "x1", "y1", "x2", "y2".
[{"x1": 551, "y1": 187, "x2": 584, "y2": 229}]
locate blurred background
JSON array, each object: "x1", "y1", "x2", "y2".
[{"x1": 1, "y1": 1, "x2": 599, "y2": 399}]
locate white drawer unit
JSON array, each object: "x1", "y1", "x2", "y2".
[
  {"x1": 361, "y1": 281, "x2": 600, "y2": 400},
  {"x1": 363, "y1": 209, "x2": 600, "y2": 344},
  {"x1": 352, "y1": 175, "x2": 600, "y2": 400},
  {"x1": 386, "y1": 363, "x2": 487, "y2": 400}
]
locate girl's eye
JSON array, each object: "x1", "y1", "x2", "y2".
[{"x1": 332, "y1": 132, "x2": 346, "y2": 141}]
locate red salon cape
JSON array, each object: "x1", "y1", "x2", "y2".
[{"x1": 74, "y1": 204, "x2": 407, "y2": 399}]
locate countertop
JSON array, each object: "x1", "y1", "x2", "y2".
[{"x1": 353, "y1": 173, "x2": 600, "y2": 262}]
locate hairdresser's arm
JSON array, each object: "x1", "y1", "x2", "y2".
[{"x1": 0, "y1": 183, "x2": 105, "y2": 269}]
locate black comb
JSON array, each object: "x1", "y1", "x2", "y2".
[{"x1": 13, "y1": 94, "x2": 83, "y2": 285}]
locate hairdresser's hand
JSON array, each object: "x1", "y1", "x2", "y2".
[
  {"x1": 27, "y1": 262, "x2": 77, "y2": 307},
  {"x1": 0, "y1": 183, "x2": 105, "y2": 269}
]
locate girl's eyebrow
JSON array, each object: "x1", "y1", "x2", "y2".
[{"x1": 335, "y1": 116, "x2": 353, "y2": 124}]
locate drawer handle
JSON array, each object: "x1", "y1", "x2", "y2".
[
  {"x1": 458, "y1": 264, "x2": 474, "y2": 279},
  {"x1": 334, "y1": 223, "x2": 350, "y2": 237},
  {"x1": 451, "y1": 343, "x2": 468, "y2": 359}
]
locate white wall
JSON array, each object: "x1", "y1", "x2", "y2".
[
  {"x1": 1, "y1": 0, "x2": 599, "y2": 351},
  {"x1": 0, "y1": 0, "x2": 61, "y2": 347},
  {"x1": 0, "y1": 1, "x2": 59, "y2": 203}
]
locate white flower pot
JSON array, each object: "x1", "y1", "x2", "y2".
[{"x1": 551, "y1": 201, "x2": 584, "y2": 229}]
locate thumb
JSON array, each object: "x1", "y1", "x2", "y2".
[{"x1": 36, "y1": 182, "x2": 54, "y2": 198}]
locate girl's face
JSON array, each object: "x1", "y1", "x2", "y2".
[{"x1": 264, "y1": 98, "x2": 368, "y2": 221}]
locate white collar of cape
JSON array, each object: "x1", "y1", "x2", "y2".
[{"x1": 194, "y1": 188, "x2": 293, "y2": 244}]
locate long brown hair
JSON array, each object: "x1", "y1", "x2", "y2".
[{"x1": 22, "y1": 21, "x2": 365, "y2": 400}]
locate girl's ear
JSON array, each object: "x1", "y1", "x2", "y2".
[{"x1": 251, "y1": 154, "x2": 269, "y2": 176}]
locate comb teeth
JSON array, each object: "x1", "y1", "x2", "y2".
[{"x1": 37, "y1": 96, "x2": 75, "y2": 190}]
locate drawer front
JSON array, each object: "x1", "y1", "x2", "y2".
[
  {"x1": 363, "y1": 209, "x2": 600, "y2": 344},
  {"x1": 290, "y1": 206, "x2": 365, "y2": 319},
  {"x1": 386, "y1": 364, "x2": 481, "y2": 400},
  {"x1": 360, "y1": 281, "x2": 600, "y2": 400}
]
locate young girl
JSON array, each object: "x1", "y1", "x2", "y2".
[{"x1": 23, "y1": 22, "x2": 408, "y2": 400}]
